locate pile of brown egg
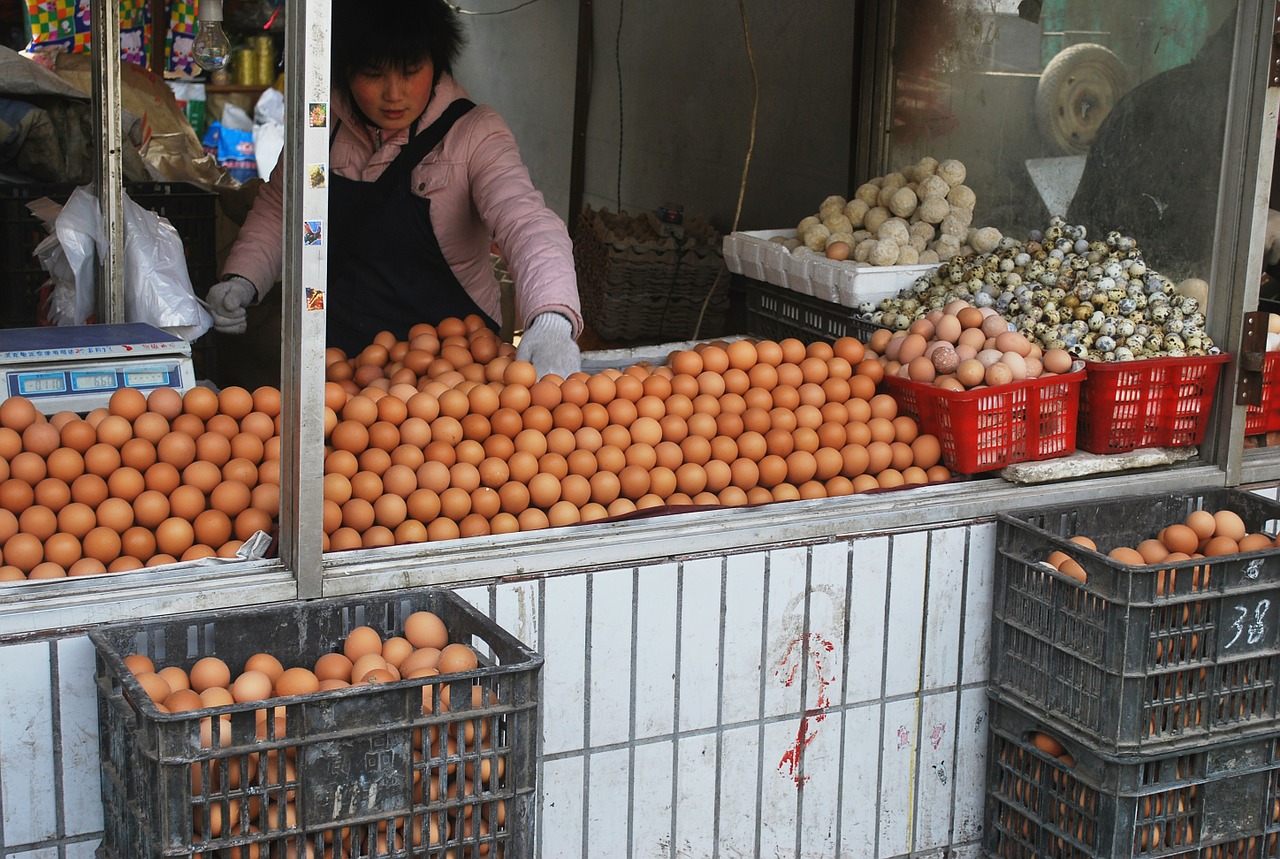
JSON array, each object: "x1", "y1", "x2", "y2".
[
  {"x1": 122, "y1": 610, "x2": 505, "y2": 855},
  {"x1": 0, "y1": 315, "x2": 958, "y2": 580},
  {"x1": 317, "y1": 315, "x2": 952, "y2": 550},
  {"x1": 0, "y1": 385, "x2": 281, "y2": 582}
]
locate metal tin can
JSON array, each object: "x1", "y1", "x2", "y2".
[{"x1": 232, "y1": 47, "x2": 256, "y2": 86}]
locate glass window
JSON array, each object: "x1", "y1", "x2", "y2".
[{"x1": 884, "y1": 0, "x2": 1239, "y2": 284}]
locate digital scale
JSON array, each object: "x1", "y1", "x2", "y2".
[{"x1": 0, "y1": 323, "x2": 196, "y2": 414}]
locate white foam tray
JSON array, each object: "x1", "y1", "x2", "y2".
[{"x1": 722, "y1": 229, "x2": 936, "y2": 309}]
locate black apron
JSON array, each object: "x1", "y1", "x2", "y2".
[{"x1": 326, "y1": 98, "x2": 498, "y2": 356}]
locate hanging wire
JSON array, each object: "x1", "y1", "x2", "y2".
[
  {"x1": 615, "y1": 0, "x2": 626, "y2": 209},
  {"x1": 693, "y1": 0, "x2": 758, "y2": 340},
  {"x1": 447, "y1": 0, "x2": 545, "y2": 15}
]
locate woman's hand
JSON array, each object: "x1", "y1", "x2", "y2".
[
  {"x1": 206, "y1": 277, "x2": 257, "y2": 334},
  {"x1": 516, "y1": 312, "x2": 581, "y2": 380}
]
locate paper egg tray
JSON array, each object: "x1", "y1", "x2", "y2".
[
  {"x1": 991, "y1": 487, "x2": 1280, "y2": 756},
  {"x1": 985, "y1": 693, "x2": 1280, "y2": 859},
  {"x1": 90, "y1": 587, "x2": 541, "y2": 859}
]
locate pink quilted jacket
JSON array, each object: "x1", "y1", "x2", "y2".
[{"x1": 221, "y1": 74, "x2": 582, "y2": 336}]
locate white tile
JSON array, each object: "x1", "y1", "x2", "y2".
[
  {"x1": 540, "y1": 755, "x2": 585, "y2": 858},
  {"x1": 913, "y1": 691, "x2": 958, "y2": 850},
  {"x1": 629, "y1": 741, "x2": 674, "y2": 856},
  {"x1": 589, "y1": 566, "x2": 635, "y2": 748},
  {"x1": 541, "y1": 574, "x2": 588, "y2": 755},
  {"x1": 796, "y1": 699, "x2": 843, "y2": 858},
  {"x1": 493, "y1": 579, "x2": 540, "y2": 654},
  {"x1": 58, "y1": 636, "x2": 104, "y2": 838},
  {"x1": 8, "y1": 849, "x2": 58, "y2": 859},
  {"x1": 921, "y1": 529, "x2": 966, "y2": 691},
  {"x1": 721, "y1": 552, "x2": 766, "y2": 727},
  {"x1": 587, "y1": 747, "x2": 633, "y2": 857},
  {"x1": 677, "y1": 557, "x2": 722, "y2": 734},
  {"x1": 64, "y1": 840, "x2": 103, "y2": 859},
  {"x1": 807, "y1": 541, "x2": 849, "y2": 710},
  {"x1": 846, "y1": 536, "x2": 889, "y2": 704},
  {"x1": 961, "y1": 522, "x2": 998, "y2": 686},
  {"x1": 762, "y1": 546, "x2": 809, "y2": 719},
  {"x1": 453, "y1": 584, "x2": 489, "y2": 616},
  {"x1": 878, "y1": 697, "x2": 920, "y2": 857},
  {"x1": 64, "y1": 839, "x2": 103, "y2": 859},
  {"x1": 0, "y1": 640, "x2": 57, "y2": 845},
  {"x1": 757, "y1": 719, "x2": 801, "y2": 855},
  {"x1": 717, "y1": 724, "x2": 763, "y2": 855},
  {"x1": 952, "y1": 685, "x2": 990, "y2": 842},
  {"x1": 884, "y1": 532, "x2": 928, "y2": 698},
  {"x1": 634, "y1": 563, "x2": 678, "y2": 741},
  {"x1": 673, "y1": 731, "x2": 717, "y2": 853},
  {"x1": 838, "y1": 704, "x2": 881, "y2": 856}
]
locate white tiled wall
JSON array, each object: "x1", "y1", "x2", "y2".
[{"x1": 0, "y1": 522, "x2": 994, "y2": 858}]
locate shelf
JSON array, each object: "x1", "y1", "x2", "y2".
[{"x1": 205, "y1": 84, "x2": 272, "y2": 94}]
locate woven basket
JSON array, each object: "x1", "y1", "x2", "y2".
[{"x1": 574, "y1": 205, "x2": 728, "y2": 342}]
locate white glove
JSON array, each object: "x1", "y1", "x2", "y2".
[
  {"x1": 206, "y1": 277, "x2": 257, "y2": 334},
  {"x1": 1267, "y1": 209, "x2": 1280, "y2": 266},
  {"x1": 516, "y1": 312, "x2": 581, "y2": 379}
]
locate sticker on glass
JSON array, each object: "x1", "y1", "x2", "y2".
[
  {"x1": 308, "y1": 164, "x2": 326, "y2": 188},
  {"x1": 304, "y1": 220, "x2": 323, "y2": 246},
  {"x1": 306, "y1": 287, "x2": 325, "y2": 311},
  {"x1": 308, "y1": 103, "x2": 327, "y2": 127}
]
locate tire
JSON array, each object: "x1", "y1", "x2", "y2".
[{"x1": 1035, "y1": 43, "x2": 1130, "y2": 155}]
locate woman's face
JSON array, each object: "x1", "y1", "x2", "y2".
[{"x1": 349, "y1": 58, "x2": 435, "y2": 132}]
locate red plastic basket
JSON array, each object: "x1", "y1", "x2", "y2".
[
  {"x1": 883, "y1": 369, "x2": 1085, "y2": 474},
  {"x1": 1076, "y1": 354, "x2": 1229, "y2": 453},
  {"x1": 1245, "y1": 351, "x2": 1280, "y2": 436}
]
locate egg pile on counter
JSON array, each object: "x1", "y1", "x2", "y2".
[
  {"x1": 0, "y1": 317, "x2": 955, "y2": 581},
  {"x1": 784, "y1": 156, "x2": 1006, "y2": 267},
  {"x1": 319, "y1": 316, "x2": 951, "y2": 550},
  {"x1": 861, "y1": 215, "x2": 1218, "y2": 362},
  {"x1": 0, "y1": 385, "x2": 281, "y2": 583}
]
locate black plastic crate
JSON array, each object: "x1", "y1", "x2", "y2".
[
  {"x1": 739, "y1": 276, "x2": 882, "y2": 343},
  {"x1": 0, "y1": 181, "x2": 218, "y2": 329},
  {"x1": 91, "y1": 587, "x2": 541, "y2": 858},
  {"x1": 991, "y1": 488, "x2": 1280, "y2": 756},
  {"x1": 986, "y1": 693, "x2": 1280, "y2": 859}
]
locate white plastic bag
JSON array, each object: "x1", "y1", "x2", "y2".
[
  {"x1": 35, "y1": 186, "x2": 213, "y2": 340},
  {"x1": 253, "y1": 87, "x2": 285, "y2": 180}
]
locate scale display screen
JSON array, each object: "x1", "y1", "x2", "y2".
[
  {"x1": 71, "y1": 370, "x2": 118, "y2": 392},
  {"x1": 123, "y1": 368, "x2": 172, "y2": 388},
  {"x1": 18, "y1": 373, "x2": 67, "y2": 396}
]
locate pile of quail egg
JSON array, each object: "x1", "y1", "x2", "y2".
[{"x1": 858, "y1": 217, "x2": 1218, "y2": 362}]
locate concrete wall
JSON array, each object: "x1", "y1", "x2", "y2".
[{"x1": 455, "y1": 1, "x2": 858, "y2": 233}]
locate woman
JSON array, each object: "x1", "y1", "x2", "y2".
[{"x1": 208, "y1": 0, "x2": 582, "y2": 378}]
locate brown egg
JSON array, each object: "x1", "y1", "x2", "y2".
[
  {"x1": 1239, "y1": 532, "x2": 1273, "y2": 553},
  {"x1": 1136, "y1": 539, "x2": 1169, "y2": 565},
  {"x1": 157, "y1": 432, "x2": 197, "y2": 470},
  {"x1": 1160, "y1": 524, "x2": 1199, "y2": 556},
  {"x1": 181, "y1": 386, "x2": 219, "y2": 420},
  {"x1": 1108, "y1": 546, "x2": 1147, "y2": 566},
  {"x1": 1203, "y1": 535, "x2": 1240, "y2": 557},
  {"x1": 155, "y1": 517, "x2": 195, "y2": 557},
  {"x1": 142, "y1": 387, "x2": 182, "y2": 420},
  {"x1": 437, "y1": 643, "x2": 479, "y2": 674},
  {"x1": 275, "y1": 667, "x2": 320, "y2": 698},
  {"x1": 1184, "y1": 510, "x2": 1216, "y2": 541},
  {"x1": 344, "y1": 626, "x2": 384, "y2": 662},
  {"x1": 96, "y1": 497, "x2": 134, "y2": 533},
  {"x1": 0, "y1": 396, "x2": 37, "y2": 431},
  {"x1": 1212, "y1": 510, "x2": 1247, "y2": 542}
]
